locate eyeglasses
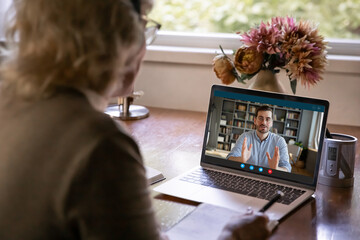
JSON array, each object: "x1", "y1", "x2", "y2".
[
  {"x1": 256, "y1": 116, "x2": 272, "y2": 123},
  {"x1": 142, "y1": 16, "x2": 161, "y2": 45}
]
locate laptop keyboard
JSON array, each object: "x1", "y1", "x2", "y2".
[{"x1": 180, "y1": 168, "x2": 305, "y2": 205}]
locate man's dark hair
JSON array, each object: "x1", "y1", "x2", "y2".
[{"x1": 255, "y1": 105, "x2": 273, "y2": 117}]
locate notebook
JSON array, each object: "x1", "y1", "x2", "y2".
[
  {"x1": 145, "y1": 166, "x2": 165, "y2": 185},
  {"x1": 154, "y1": 85, "x2": 329, "y2": 220}
]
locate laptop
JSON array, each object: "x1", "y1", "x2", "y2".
[{"x1": 154, "y1": 85, "x2": 329, "y2": 220}]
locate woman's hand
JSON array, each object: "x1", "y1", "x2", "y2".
[{"x1": 218, "y1": 212, "x2": 270, "y2": 240}]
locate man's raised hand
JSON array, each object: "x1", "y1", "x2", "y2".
[
  {"x1": 241, "y1": 137, "x2": 253, "y2": 163},
  {"x1": 266, "y1": 146, "x2": 279, "y2": 169}
]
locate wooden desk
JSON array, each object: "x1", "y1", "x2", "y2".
[{"x1": 122, "y1": 107, "x2": 360, "y2": 239}]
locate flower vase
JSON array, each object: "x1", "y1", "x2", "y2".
[{"x1": 248, "y1": 70, "x2": 286, "y2": 93}]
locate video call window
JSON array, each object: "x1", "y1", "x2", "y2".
[{"x1": 205, "y1": 95, "x2": 325, "y2": 179}]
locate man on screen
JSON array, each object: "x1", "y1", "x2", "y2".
[{"x1": 227, "y1": 105, "x2": 291, "y2": 172}]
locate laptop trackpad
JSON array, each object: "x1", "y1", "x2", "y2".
[{"x1": 192, "y1": 187, "x2": 264, "y2": 213}]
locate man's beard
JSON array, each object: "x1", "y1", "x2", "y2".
[{"x1": 257, "y1": 125, "x2": 269, "y2": 133}]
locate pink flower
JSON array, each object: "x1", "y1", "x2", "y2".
[
  {"x1": 241, "y1": 21, "x2": 283, "y2": 54},
  {"x1": 283, "y1": 21, "x2": 327, "y2": 87},
  {"x1": 271, "y1": 16, "x2": 296, "y2": 32},
  {"x1": 213, "y1": 17, "x2": 327, "y2": 94}
]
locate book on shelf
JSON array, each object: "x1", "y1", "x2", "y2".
[
  {"x1": 220, "y1": 126, "x2": 231, "y2": 134},
  {"x1": 235, "y1": 120, "x2": 244, "y2": 128},
  {"x1": 287, "y1": 112, "x2": 300, "y2": 119},
  {"x1": 233, "y1": 134, "x2": 240, "y2": 140},
  {"x1": 220, "y1": 127, "x2": 225, "y2": 134},
  {"x1": 246, "y1": 123, "x2": 255, "y2": 129},
  {"x1": 237, "y1": 104, "x2": 247, "y2": 111},
  {"x1": 227, "y1": 127, "x2": 231, "y2": 134},
  {"x1": 288, "y1": 121, "x2": 298, "y2": 127},
  {"x1": 285, "y1": 129, "x2": 297, "y2": 136},
  {"x1": 249, "y1": 105, "x2": 257, "y2": 113}
]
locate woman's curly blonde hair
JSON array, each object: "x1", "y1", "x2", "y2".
[{"x1": 1, "y1": 0, "x2": 151, "y2": 99}]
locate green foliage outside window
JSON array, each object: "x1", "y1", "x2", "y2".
[{"x1": 149, "y1": 0, "x2": 360, "y2": 39}]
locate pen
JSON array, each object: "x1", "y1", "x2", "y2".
[{"x1": 259, "y1": 190, "x2": 284, "y2": 213}]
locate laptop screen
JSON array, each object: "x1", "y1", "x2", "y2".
[{"x1": 202, "y1": 85, "x2": 329, "y2": 187}]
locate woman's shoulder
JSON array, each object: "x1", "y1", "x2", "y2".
[{"x1": 47, "y1": 89, "x2": 138, "y2": 150}]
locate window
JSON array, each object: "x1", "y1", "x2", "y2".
[
  {"x1": 149, "y1": 0, "x2": 360, "y2": 40},
  {"x1": 146, "y1": 0, "x2": 360, "y2": 66}
]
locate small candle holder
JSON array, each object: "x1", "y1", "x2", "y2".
[{"x1": 105, "y1": 91, "x2": 149, "y2": 120}]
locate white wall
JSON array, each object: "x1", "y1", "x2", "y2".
[{"x1": 134, "y1": 51, "x2": 360, "y2": 127}]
